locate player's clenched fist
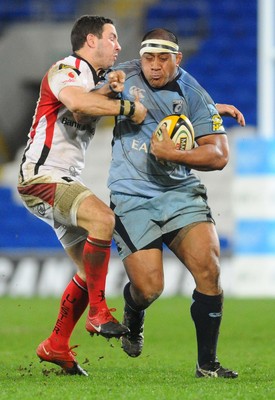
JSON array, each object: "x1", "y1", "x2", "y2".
[{"x1": 108, "y1": 70, "x2": 125, "y2": 94}]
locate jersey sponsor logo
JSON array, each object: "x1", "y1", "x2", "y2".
[
  {"x1": 212, "y1": 114, "x2": 225, "y2": 132},
  {"x1": 61, "y1": 78, "x2": 77, "y2": 84},
  {"x1": 131, "y1": 139, "x2": 148, "y2": 153},
  {"x1": 62, "y1": 117, "x2": 87, "y2": 130},
  {"x1": 129, "y1": 86, "x2": 146, "y2": 99}
]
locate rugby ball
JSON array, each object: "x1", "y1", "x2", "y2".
[{"x1": 155, "y1": 114, "x2": 194, "y2": 150}]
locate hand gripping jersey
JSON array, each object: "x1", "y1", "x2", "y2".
[
  {"x1": 19, "y1": 54, "x2": 101, "y2": 183},
  {"x1": 108, "y1": 59, "x2": 226, "y2": 197}
]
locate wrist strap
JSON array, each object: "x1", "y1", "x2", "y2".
[{"x1": 120, "y1": 100, "x2": 135, "y2": 117}]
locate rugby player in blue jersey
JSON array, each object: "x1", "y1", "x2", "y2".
[{"x1": 108, "y1": 28, "x2": 245, "y2": 378}]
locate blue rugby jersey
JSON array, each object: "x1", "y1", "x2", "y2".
[{"x1": 108, "y1": 59, "x2": 225, "y2": 197}]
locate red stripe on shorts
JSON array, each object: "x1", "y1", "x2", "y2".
[{"x1": 18, "y1": 183, "x2": 57, "y2": 206}]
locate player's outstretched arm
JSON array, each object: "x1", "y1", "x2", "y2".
[{"x1": 59, "y1": 85, "x2": 147, "y2": 123}]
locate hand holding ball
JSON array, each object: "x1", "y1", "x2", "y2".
[{"x1": 154, "y1": 114, "x2": 194, "y2": 151}]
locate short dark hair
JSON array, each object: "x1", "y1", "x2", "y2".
[
  {"x1": 141, "y1": 28, "x2": 178, "y2": 45},
  {"x1": 71, "y1": 15, "x2": 114, "y2": 51}
]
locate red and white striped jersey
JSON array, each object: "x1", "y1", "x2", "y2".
[{"x1": 19, "y1": 54, "x2": 101, "y2": 183}]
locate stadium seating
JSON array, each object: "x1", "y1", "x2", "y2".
[
  {"x1": 0, "y1": 186, "x2": 61, "y2": 249},
  {"x1": 144, "y1": 0, "x2": 257, "y2": 127},
  {"x1": 145, "y1": 2, "x2": 209, "y2": 38},
  {"x1": 0, "y1": 0, "x2": 80, "y2": 22}
]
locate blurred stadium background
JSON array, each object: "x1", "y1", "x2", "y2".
[{"x1": 0, "y1": 0, "x2": 274, "y2": 298}]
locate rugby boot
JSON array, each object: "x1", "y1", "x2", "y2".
[
  {"x1": 86, "y1": 307, "x2": 129, "y2": 339},
  {"x1": 36, "y1": 338, "x2": 88, "y2": 376},
  {"x1": 121, "y1": 306, "x2": 145, "y2": 357},
  {"x1": 195, "y1": 360, "x2": 238, "y2": 378}
]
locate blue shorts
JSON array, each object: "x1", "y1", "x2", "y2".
[{"x1": 110, "y1": 184, "x2": 215, "y2": 260}]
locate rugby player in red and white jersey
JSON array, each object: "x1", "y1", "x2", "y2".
[{"x1": 17, "y1": 15, "x2": 147, "y2": 376}]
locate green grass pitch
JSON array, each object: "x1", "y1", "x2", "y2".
[{"x1": 0, "y1": 296, "x2": 274, "y2": 400}]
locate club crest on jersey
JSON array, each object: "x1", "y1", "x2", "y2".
[{"x1": 173, "y1": 100, "x2": 184, "y2": 114}]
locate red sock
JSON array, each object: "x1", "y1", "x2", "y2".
[
  {"x1": 83, "y1": 236, "x2": 112, "y2": 316},
  {"x1": 49, "y1": 274, "x2": 88, "y2": 350}
]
